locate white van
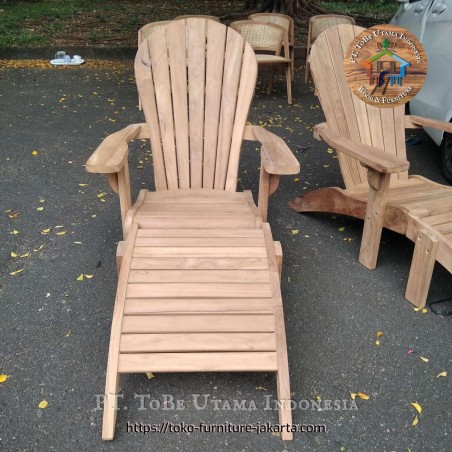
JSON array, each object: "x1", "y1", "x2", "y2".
[{"x1": 391, "y1": 0, "x2": 452, "y2": 182}]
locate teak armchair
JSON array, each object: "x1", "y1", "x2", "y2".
[
  {"x1": 248, "y1": 13, "x2": 295, "y2": 77},
  {"x1": 231, "y1": 20, "x2": 293, "y2": 104},
  {"x1": 290, "y1": 24, "x2": 452, "y2": 308},
  {"x1": 86, "y1": 18, "x2": 299, "y2": 441}
]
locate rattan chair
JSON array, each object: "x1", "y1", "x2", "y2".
[
  {"x1": 231, "y1": 20, "x2": 292, "y2": 104},
  {"x1": 305, "y1": 14, "x2": 355, "y2": 83},
  {"x1": 174, "y1": 14, "x2": 220, "y2": 21},
  {"x1": 249, "y1": 13, "x2": 295, "y2": 77}
]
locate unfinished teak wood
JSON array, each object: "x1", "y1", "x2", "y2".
[
  {"x1": 289, "y1": 23, "x2": 452, "y2": 307},
  {"x1": 86, "y1": 18, "x2": 299, "y2": 442}
]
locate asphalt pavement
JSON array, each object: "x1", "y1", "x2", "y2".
[{"x1": 1, "y1": 60, "x2": 451, "y2": 452}]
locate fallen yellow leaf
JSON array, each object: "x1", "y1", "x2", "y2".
[
  {"x1": 56, "y1": 231, "x2": 66, "y2": 236},
  {"x1": 411, "y1": 402, "x2": 422, "y2": 414},
  {"x1": 12, "y1": 229, "x2": 20, "y2": 235},
  {"x1": 376, "y1": 331, "x2": 383, "y2": 337},
  {"x1": 10, "y1": 252, "x2": 18, "y2": 258},
  {"x1": 54, "y1": 225, "x2": 64, "y2": 228},
  {"x1": 356, "y1": 392, "x2": 370, "y2": 400},
  {"x1": 375, "y1": 340, "x2": 380, "y2": 346},
  {"x1": 20, "y1": 253, "x2": 30, "y2": 258},
  {"x1": 437, "y1": 371, "x2": 447, "y2": 378},
  {"x1": 413, "y1": 307, "x2": 420, "y2": 312},
  {"x1": 412, "y1": 415, "x2": 419, "y2": 426},
  {"x1": 420, "y1": 357, "x2": 429, "y2": 363},
  {"x1": 291, "y1": 230, "x2": 300, "y2": 235},
  {"x1": 10, "y1": 268, "x2": 24, "y2": 276},
  {"x1": 38, "y1": 400, "x2": 48, "y2": 409},
  {"x1": 97, "y1": 192, "x2": 107, "y2": 198},
  {"x1": 76, "y1": 274, "x2": 84, "y2": 281},
  {"x1": 65, "y1": 330, "x2": 72, "y2": 337},
  {"x1": 145, "y1": 372, "x2": 155, "y2": 380},
  {"x1": 74, "y1": 241, "x2": 82, "y2": 245},
  {"x1": 36, "y1": 206, "x2": 44, "y2": 211},
  {"x1": 41, "y1": 228, "x2": 51, "y2": 234},
  {"x1": 350, "y1": 392, "x2": 357, "y2": 400},
  {"x1": 338, "y1": 227, "x2": 345, "y2": 232},
  {"x1": 32, "y1": 150, "x2": 38, "y2": 156},
  {"x1": 79, "y1": 183, "x2": 89, "y2": 187},
  {"x1": 421, "y1": 308, "x2": 428, "y2": 314},
  {"x1": 0, "y1": 374, "x2": 8, "y2": 383},
  {"x1": 327, "y1": 148, "x2": 334, "y2": 153},
  {"x1": 293, "y1": 177, "x2": 300, "y2": 182},
  {"x1": 84, "y1": 274, "x2": 94, "y2": 279}
]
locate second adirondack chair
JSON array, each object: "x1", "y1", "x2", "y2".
[{"x1": 290, "y1": 24, "x2": 452, "y2": 308}]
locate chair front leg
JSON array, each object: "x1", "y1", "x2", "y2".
[
  {"x1": 258, "y1": 162, "x2": 280, "y2": 222},
  {"x1": 359, "y1": 168, "x2": 391, "y2": 269}
]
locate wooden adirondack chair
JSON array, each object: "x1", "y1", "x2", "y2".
[
  {"x1": 86, "y1": 18, "x2": 299, "y2": 441},
  {"x1": 290, "y1": 24, "x2": 452, "y2": 308}
]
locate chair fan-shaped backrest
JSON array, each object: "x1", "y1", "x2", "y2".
[
  {"x1": 135, "y1": 18, "x2": 258, "y2": 191},
  {"x1": 310, "y1": 24, "x2": 409, "y2": 188}
]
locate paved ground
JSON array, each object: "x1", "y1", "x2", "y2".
[{"x1": 0, "y1": 61, "x2": 451, "y2": 452}]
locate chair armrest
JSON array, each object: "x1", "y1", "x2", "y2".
[
  {"x1": 244, "y1": 125, "x2": 300, "y2": 175},
  {"x1": 314, "y1": 123, "x2": 409, "y2": 174},
  {"x1": 86, "y1": 123, "x2": 150, "y2": 173},
  {"x1": 405, "y1": 115, "x2": 452, "y2": 133}
]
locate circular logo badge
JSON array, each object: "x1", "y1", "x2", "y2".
[{"x1": 344, "y1": 24, "x2": 427, "y2": 107}]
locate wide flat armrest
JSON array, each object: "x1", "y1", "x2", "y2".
[
  {"x1": 314, "y1": 123, "x2": 409, "y2": 174},
  {"x1": 405, "y1": 115, "x2": 452, "y2": 133},
  {"x1": 86, "y1": 123, "x2": 150, "y2": 173},
  {"x1": 244, "y1": 125, "x2": 300, "y2": 175}
]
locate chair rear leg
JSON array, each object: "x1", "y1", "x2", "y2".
[
  {"x1": 405, "y1": 229, "x2": 439, "y2": 308},
  {"x1": 285, "y1": 65, "x2": 292, "y2": 105},
  {"x1": 267, "y1": 67, "x2": 277, "y2": 95}
]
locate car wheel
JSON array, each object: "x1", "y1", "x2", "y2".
[{"x1": 440, "y1": 131, "x2": 452, "y2": 184}]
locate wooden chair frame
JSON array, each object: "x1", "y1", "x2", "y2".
[
  {"x1": 290, "y1": 24, "x2": 452, "y2": 308},
  {"x1": 248, "y1": 12, "x2": 295, "y2": 77},
  {"x1": 87, "y1": 18, "x2": 299, "y2": 441}
]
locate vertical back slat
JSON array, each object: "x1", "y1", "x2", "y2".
[
  {"x1": 214, "y1": 29, "x2": 244, "y2": 190},
  {"x1": 394, "y1": 105, "x2": 409, "y2": 179},
  {"x1": 225, "y1": 44, "x2": 258, "y2": 191},
  {"x1": 335, "y1": 25, "x2": 369, "y2": 185},
  {"x1": 148, "y1": 27, "x2": 179, "y2": 189},
  {"x1": 167, "y1": 19, "x2": 190, "y2": 188},
  {"x1": 187, "y1": 19, "x2": 207, "y2": 188},
  {"x1": 203, "y1": 21, "x2": 227, "y2": 188},
  {"x1": 311, "y1": 29, "x2": 355, "y2": 187},
  {"x1": 135, "y1": 39, "x2": 168, "y2": 190}
]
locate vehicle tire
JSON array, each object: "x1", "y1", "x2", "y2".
[{"x1": 440, "y1": 131, "x2": 452, "y2": 184}]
